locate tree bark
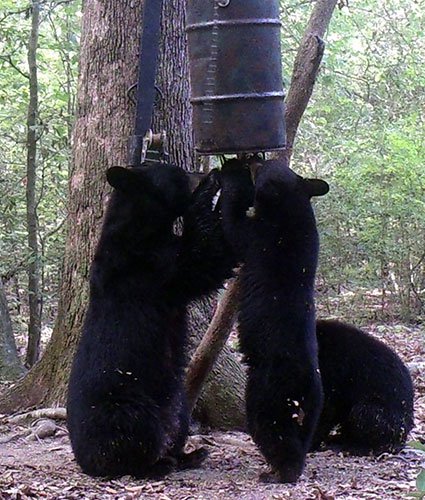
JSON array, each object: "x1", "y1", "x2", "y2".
[
  {"x1": 153, "y1": 0, "x2": 246, "y2": 428},
  {"x1": 0, "y1": 278, "x2": 25, "y2": 381},
  {"x1": 25, "y1": 0, "x2": 42, "y2": 368},
  {"x1": 186, "y1": 277, "x2": 241, "y2": 414},
  {"x1": 187, "y1": 297, "x2": 246, "y2": 430},
  {"x1": 0, "y1": 0, "x2": 246, "y2": 425}
]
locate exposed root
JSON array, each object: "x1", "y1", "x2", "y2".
[{"x1": 6, "y1": 407, "x2": 66, "y2": 424}]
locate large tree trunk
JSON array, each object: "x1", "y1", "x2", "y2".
[
  {"x1": 0, "y1": 278, "x2": 25, "y2": 381},
  {"x1": 25, "y1": 0, "x2": 42, "y2": 368},
  {"x1": 0, "y1": 0, "x2": 246, "y2": 424},
  {"x1": 187, "y1": 297, "x2": 246, "y2": 430}
]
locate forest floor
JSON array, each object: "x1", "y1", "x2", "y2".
[{"x1": 0, "y1": 323, "x2": 424, "y2": 499}]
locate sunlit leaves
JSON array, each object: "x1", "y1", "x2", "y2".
[{"x1": 280, "y1": 0, "x2": 425, "y2": 319}]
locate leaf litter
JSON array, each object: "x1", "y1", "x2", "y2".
[{"x1": 0, "y1": 324, "x2": 423, "y2": 499}]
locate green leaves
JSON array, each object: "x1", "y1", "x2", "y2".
[
  {"x1": 0, "y1": 1, "x2": 81, "y2": 328},
  {"x1": 280, "y1": 0, "x2": 425, "y2": 319}
]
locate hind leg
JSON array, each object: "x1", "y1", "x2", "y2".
[
  {"x1": 246, "y1": 359, "x2": 323, "y2": 483},
  {"x1": 341, "y1": 401, "x2": 408, "y2": 455},
  {"x1": 310, "y1": 401, "x2": 340, "y2": 451}
]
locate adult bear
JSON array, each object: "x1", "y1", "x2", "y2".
[
  {"x1": 312, "y1": 319, "x2": 414, "y2": 455},
  {"x1": 67, "y1": 163, "x2": 237, "y2": 478},
  {"x1": 220, "y1": 158, "x2": 329, "y2": 483}
]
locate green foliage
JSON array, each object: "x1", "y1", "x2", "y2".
[
  {"x1": 280, "y1": 0, "x2": 425, "y2": 320},
  {"x1": 409, "y1": 441, "x2": 425, "y2": 453},
  {"x1": 408, "y1": 441, "x2": 425, "y2": 498},
  {"x1": 0, "y1": 1, "x2": 81, "y2": 333}
]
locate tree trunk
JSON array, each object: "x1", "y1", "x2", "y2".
[
  {"x1": 25, "y1": 0, "x2": 42, "y2": 368},
  {"x1": 187, "y1": 298, "x2": 246, "y2": 430},
  {"x1": 186, "y1": 278, "x2": 241, "y2": 415},
  {"x1": 0, "y1": 278, "x2": 25, "y2": 381},
  {"x1": 0, "y1": 0, "x2": 246, "y2": 425},
  {"x1": 153, "y1": 0, "x2": 246, "y2": 428}
]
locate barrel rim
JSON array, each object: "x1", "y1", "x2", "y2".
[
  {"x1": 191, "y1": 91, "x2": 285, "y2": 103},
  {"x1": 186, "y1": 19, "x2": 281, "y2": 31},
  {"x1": 195, "y1": 145, "x2": 286, "y2": 155}
]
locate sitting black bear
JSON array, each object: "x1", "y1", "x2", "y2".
[
  {"x1": 67, "y1": 163, "x2": 236, "y2": 478},
  {"x1": 220, "y1": 158, "x2": 329, "y2": 483},
  {"x1": 312, "y1": 319, "x2": 414, "y2": 455}
]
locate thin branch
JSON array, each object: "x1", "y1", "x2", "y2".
[
  {"x1": 0, "y1": 55, "x2": 29, "y2": 79},
  {"x1": 0, "y1": 7, "x2": 30, "y2": 25},
  {"x1": 1, "y1": 258, "x2": 29, "y2": 282}
]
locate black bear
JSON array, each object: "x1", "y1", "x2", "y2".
[
  {"x1": 312, "y1": 319, "x2": 414, "y2": 455},
  {"x1": 67, "y1": 163, "x2": 236, "y2": 478},
  {"x1": 220, "y1": 158, "x2": 329, "y2": 483}
]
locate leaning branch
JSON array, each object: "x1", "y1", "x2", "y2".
[
  {"x1": 186, "y1": 277, "x2": 241, "y2": 413},
  {"x1": 283, "y1": 0, "x2": 338, "y2": 160}
]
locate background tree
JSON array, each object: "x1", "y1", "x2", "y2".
[
  {"x1": 0, "y1": 0, "x2": 79, "y2": 372},
  {"x1": 25, "y1": 0, "x2": 41, "y2": 367},
  {"x1": 0, "y1": 277, "x2": 25, "y2": 380}
]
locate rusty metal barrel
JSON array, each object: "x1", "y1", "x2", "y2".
[{"x1": 186, "y1": 0, "x2": 286, "y2": 155}]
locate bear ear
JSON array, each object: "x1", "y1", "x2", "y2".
[
  {"x1": 106, "y1": 166, "x2": 139, "y2": 191},
  {"x1": 303, "y1": 178, "x2": 329, "y2": 198}
]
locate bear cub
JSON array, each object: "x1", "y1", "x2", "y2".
[
  {"x1": 67, "y1": 163, "x2": 235, "y2": 478},
  {"x1": 312, "y1": 319, "x2": 414, "y2": 455},
  {"x1": 220, "y1": 158, "x2": 329, "y2": 483}
]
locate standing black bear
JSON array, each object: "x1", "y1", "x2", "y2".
[
  {"x1": 312, "y1": 319, "x2": 414, "y2": 455},
  {"x1": 220, "y1": 158, "x2": 329, "y2": 483},
  {"x1": 67, "y1": 163, "x2": 236, "y2": 478}
]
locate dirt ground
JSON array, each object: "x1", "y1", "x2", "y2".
[{"x1": 1, "y1": 324, "x2": 424, "y2": 499}]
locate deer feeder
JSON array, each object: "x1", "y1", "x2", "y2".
[{"x1": 186, "y1": 0, "x2": 286, "y2": 155}]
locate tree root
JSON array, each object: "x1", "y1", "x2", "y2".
[{"x1": 5, "y1": 407, "x2": 66, "y2": 425}]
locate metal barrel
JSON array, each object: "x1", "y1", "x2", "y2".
[{"x1": 186, "y1": 0, "x2": 286, "y2": 155}]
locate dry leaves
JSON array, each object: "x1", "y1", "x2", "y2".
[{"x1": 0, "y1": 324, "x2": 423, "y2": 499}]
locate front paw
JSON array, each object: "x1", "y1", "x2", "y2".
[{"x1": 189, "y1": 169, "x2": 222, "y2": 217}]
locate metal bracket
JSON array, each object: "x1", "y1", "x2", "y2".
[{"x1": 128, "y1": 129, "x2": 168, "y2": 166}]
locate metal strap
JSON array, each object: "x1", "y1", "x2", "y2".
[{"x1": 128, "y1": 0, "x2": 163, "y2": 167}]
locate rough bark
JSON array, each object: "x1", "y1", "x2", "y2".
[
  {"x1": 25, "y1": 0, "x2": 42, "y2": 367},
  {"x1": 152, "y1": 0, "x2": 245, "y2": 427},
  {"x1": 187, "y1": 298, "x2": 246, "y2": 430},
  {"x1": 0, "y1": 0, "x2": 246, "y2": 425},
  {"x1": 151, "y1": 0, "x2": 196, "y2": 170},
  {"x1": 186, "y1": 277, "x2": 241, "y2": 414},
  {"x1": 0, "y1": 278, "x2": 25, "y2": 381}
]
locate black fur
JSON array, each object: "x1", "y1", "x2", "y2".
[
  {"x1": 313, "y1": 319, "x2": 414, "y2": 455},
  {"x1": 220, "y1": 158, "x2": 329, "y2": 483},
  {"x1": 67, "y1": 163, "x2": 235, "y2": 478}
]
